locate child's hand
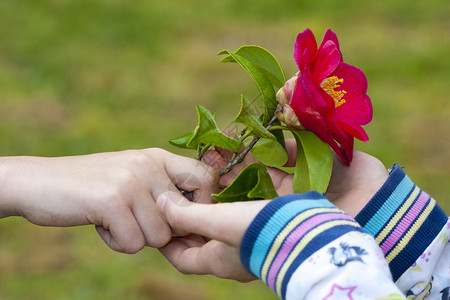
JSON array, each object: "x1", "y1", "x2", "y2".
[
  {"x1": 157, "y1": 191, "x2": 268, "y2": 282},
  {"x1": 326, "y1": 149, "x2": 388, "y2": 217}
]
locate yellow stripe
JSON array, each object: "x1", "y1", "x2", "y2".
[
  {"x1": 275, "y1": 220, "x2": 359, "y2": 296},
  {"x1": 386, "y1": 199, "x2": 436, "y2": 263},
  {"x1": 375, "y1": 187, "x2": 420, "y2": 244},
  {"x1": 260, "y1": 207, "x2": 341, "y2": 283}
]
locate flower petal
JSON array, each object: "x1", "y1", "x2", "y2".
[
  {"x1": 302, "y1": 68, "x2": 335, "y2": 109},
  {"x1": 330, "y1": 129, "x2": 354, "y2": 165},
  {"x1": 336, "y1": 119, "x2": 369, "y2": 142},
  {"x1": 312, "y1": 40, "x2": 342, "y2": 83},
  {"x1": 294, "y1": 28, "x2": 317, "y2": 71},
  {"x1": 333, "y1": 62, "x2": 368, "y2": 94},
  {"x1": 319, "y1": 29, "x2": 343, "y2": 61},
  {"x1": 290, "y1": 73, "x2": 330, "y2": 142},
  {"x1": 333, "y1": 63, "x2": 373, "y2": 125}
]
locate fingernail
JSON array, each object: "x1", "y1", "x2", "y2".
[{"x1": 157, "y1": 193, "x2": 167, "y2": 212}]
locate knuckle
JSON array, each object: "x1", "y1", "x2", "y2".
[
  {"x1": 143, "y1": 148, "x2": 166, "y2": 162},
  {"x1": 112, "y1": 168, "x2": 140, "y2": 192},
  {"x1": 120, "y1": 149, "x2": 159, "y2": 172},
  {"x1": 121, "y1": 240, "x2": 145, "y2": 254},
  {"x1": 115, "y1": 167, "x2": 136, "y2": 182},
  {"x1": 147, "y1": 147, "x2": 166, "y2": 156},
  {"x1": 128, "y1": 150, "x2": 153, "y2": 167},
  {"x1": 93, "y1": 185, "x2": 123, "y2": 207}
]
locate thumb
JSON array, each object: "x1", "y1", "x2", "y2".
[{"x1": 157, "y1": 192, "x2": 266, "y2": 245}]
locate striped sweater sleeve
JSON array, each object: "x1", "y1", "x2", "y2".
[
  {"x1": 240, "y1": 191, "x2": 405, "y2": 299},
  {"x1": 355, "y1": 164, "x2": 450, "y2": 299}
]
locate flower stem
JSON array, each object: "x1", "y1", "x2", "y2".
[
  {"x1": 219, "y1": 115, "x2": 278, "y2": 176},
  {"x1": 268, "y1": 125, "x2": 290, "y2": 131}
]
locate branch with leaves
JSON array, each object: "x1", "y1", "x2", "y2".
[{"x1": 170, "y1": 28, "x2": 373, "y2": 203}]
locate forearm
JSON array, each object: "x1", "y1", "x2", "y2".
[{"x1": 0, "y1": 155, "x2": 91, "y2": 225}]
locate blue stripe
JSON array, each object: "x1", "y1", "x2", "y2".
[{"x1": 362, "y1": 175, "x2": 415, "y2": 236}]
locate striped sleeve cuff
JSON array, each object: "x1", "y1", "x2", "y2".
[
  {"x1": 355, "y1": 164, "x2": 448, "y2": 281},
  {"x1": 240, "y1": 192, "x2": 363, "y2": 299}
]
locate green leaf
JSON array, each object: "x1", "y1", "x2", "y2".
[
  {"x1": 219, "y1": 45, "x2": 286, "y2": 88},
  {"x1": 218, "y1": 50, "x2": 276, "y2": 126},
  {"x1": 250, "y1": 138, "x2": 288, "y2": 167},
  {"x1": 169, "y1": 130, "x2": 196, "y2": 149},
  {"x1": 291, "y1": 130, "x2": 333, "y2": 194},
  {"x1": 212, "y1": 163, "x2": 278, "y2": 203},
  {"x1": 234, "y1": 94, "x2": 276, "y2": 140},
  {"x1": 187, "y1": 105, "x2": 242, "y2": 152}
]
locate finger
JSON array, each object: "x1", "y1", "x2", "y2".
[
  {"x1": 157, "y1": 191, "x2": 268, "y2": 245},
  {"x1": 284, "y1": 138, "x2": 298, "y2": 167},
  {"x1": 275, "y1": 173, "x2": 294, "y2": 196},
  {"x1": 203, "y1": 150, "x2": 227, "y2": 171},
  {"x1": 162, "y1": 152, "x2": 219, "y2": 204},
  {"x1": 172, "y1": 234, "x2": 207, "y2": 247},
  {"x1": 145, "y1": 175, "x2": 200, "y2": 237},
  {"x1": 96, "y1": 210, "x2": 145, "y2": 254},
  {"x1": 159, "y1": 238, "x2": 217, "y2": 276},
  {"x1": 204, "y1": 150, "x2": 238, "y2": 187},
  {"x1": 96, "y1": 226, "x2": 116, "y2": 247},
  {"x1": 215, "y1": 147, "x2": 234, "y2": 163},
  {"x1": 131, "y1": 192, "x2": 172, "y2": 248},
  {"x1": 266, "y1": 167, "x2": 294, "y2": 195},
  {"x1": 160, "y1": 238, "x2": 254, "y2": 281}
]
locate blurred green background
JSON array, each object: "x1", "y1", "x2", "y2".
[{"x1": 0, "y1": 0, "x2": 449, "y2": 299}]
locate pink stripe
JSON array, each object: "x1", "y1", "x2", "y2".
[
  {"x1": 380, "y1": 191, "x2": 429, "y2": 254},
  {"x1": 266, "y1": 212, "x2": 353, "y2": 290}
]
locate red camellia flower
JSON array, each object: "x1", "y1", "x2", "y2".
[{"x1": 276, "y1": 28, "x2": 373, "y2": 164}]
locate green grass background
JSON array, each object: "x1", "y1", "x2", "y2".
[{"x1": 0, "y1": 0, "x2": 449, "y2": 299}]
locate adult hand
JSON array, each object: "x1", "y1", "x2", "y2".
[
  {"x1": 158, "y1": 191, "x2": 267, "y2": 282},
  {"x1": 0, "y1": 148, "x2": 218, "y2": 253},
  {"x1": 204, "y1": 139, "x2": 389, "y2": 217}
]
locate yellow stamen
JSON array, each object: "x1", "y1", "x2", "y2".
[{"x1": 321, "y1": 76, "x2": 346, "y2": 108}]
